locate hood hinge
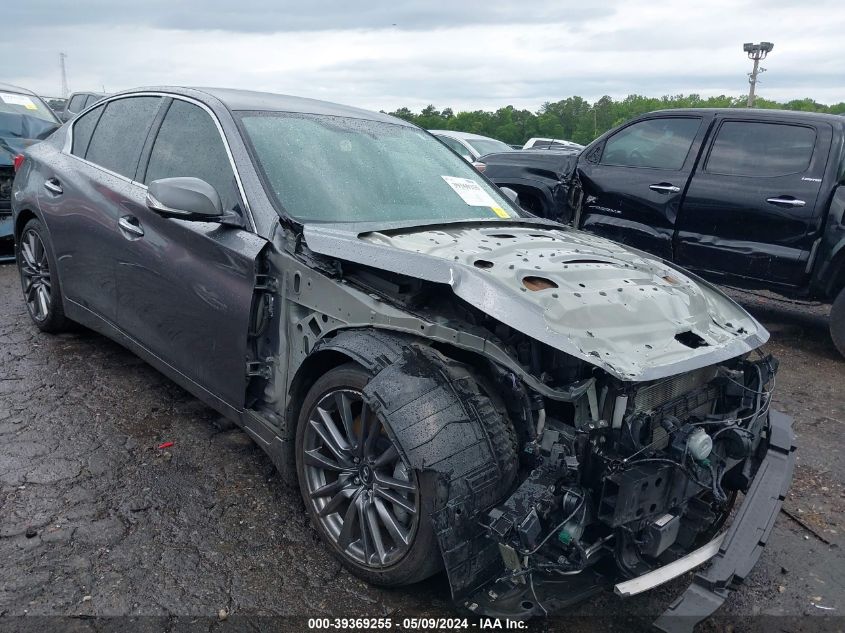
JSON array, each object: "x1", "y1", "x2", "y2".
[{"x1": 254, "y1": 274, "x2": 279, "y2": 293}]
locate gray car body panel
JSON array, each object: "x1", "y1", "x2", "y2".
[{"x1": 303, "y1": 221, "x2": 768, "y2": 383}]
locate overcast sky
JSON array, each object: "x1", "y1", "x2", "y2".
[{"x1": 5, "y1": 0, "x2": 844, "y2": 112}]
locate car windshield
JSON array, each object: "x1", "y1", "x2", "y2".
[
  {"x1": 239, "y1": 112, "x2": 518, "y2": 224},
  {"x1": 466, "y1": 138, "x2": 513, "y2": 157},
  {"x1": 0, "y1": 91, "x2": 58, "y2": 124}
]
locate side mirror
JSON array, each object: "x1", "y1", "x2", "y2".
[
  {"x1": 500, "y1": 186, "x2": 520, "y2": 205},
  {"x1": 146, "y1": 177, "x2": 223, "y2": 220}
]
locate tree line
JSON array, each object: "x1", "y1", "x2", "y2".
[{"x1": 387, "y1": 95, "x2": 845, "y2": 146}]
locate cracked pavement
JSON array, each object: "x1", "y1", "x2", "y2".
[{"x1": 0, "y1": 263, "x2": 843, "y2": 631}]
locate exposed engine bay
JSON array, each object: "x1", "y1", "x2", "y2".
[
  {"x1": 253, "y1": 220, "x2": 794, "y2": 628},
  {"x1": 476, "y1": 352, "x2": 777, "y2": 616}
]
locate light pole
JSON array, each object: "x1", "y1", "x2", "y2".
[{"x1": 743, "y1": 42, "x2": 773, "y2": 107}]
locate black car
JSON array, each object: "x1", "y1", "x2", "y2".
[
  {"x1": 59, "y1": 91, "x2": 109, "y2": 122},
  {"x1": 481, "y1": 109, "x2": 845, "y2": 356},
  {"x1": 0, "y1": 82, "x2": 61, "y2": 260},
  {"x1": 12, "y1": 88, "x2": 794, "y2": 629}
]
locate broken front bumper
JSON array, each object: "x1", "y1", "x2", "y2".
[
  {"x1": 652, "y1": 409, "x2": 796, "y2": 633},
  {"x1": 464, "y1": 410, "x2": 796, "y2": 630}
]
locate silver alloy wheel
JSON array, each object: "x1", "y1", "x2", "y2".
[
  {"x1": 302, "y1": 388, "x2": 419, "y2": 568},
  {"x1": 19, "y1": 229, "x2": 52, "y2": 322}
]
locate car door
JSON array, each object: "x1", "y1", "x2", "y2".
[
  {"x1": 38, "y1": 96, "x2": 163, "y2": 323},
  {"x1": 115, "y1": 96, "x2": 266, "y2": 409},
  {"x1": 676, "y1": 117, "x2": 832, "y2": 287},
  {"x1": 577, "y1": 115, "x2": 707, "y2": 260}
]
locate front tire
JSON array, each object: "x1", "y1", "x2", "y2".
[
  {"x1": 16, "y1": 218, "x2": 69, "y2": 333},
  {"x1": 830, "y1": 287, "x2": 845, "y2": 358},
  {"x1": 295, "y1": 363, "x2": 440, "y2": 586},
  {"x1": 295, "y1": 355, "x2": 518, "y2": 588}
]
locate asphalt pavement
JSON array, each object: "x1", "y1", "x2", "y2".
[{"x1": 0, "y1": 263, "x2": 842, "y2": 632}]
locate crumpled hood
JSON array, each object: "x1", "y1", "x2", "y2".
[{"x1": 303, "y1": 221, "x2": 768, "y2": 381}]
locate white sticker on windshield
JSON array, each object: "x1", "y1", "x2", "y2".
[
  {"x1": 442, "y1": 176, "x2": 499, "y2": 207},
  {"x1": 0, "y1": 92, "x2": 37, "y2": 110}
]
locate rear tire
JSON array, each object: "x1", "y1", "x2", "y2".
[
  {"x1": 830, "y1": 288, "x2": 845, "y2": 358},
  {"x1": 16, "y1": 218, "x2": 70, "y2": 333}
]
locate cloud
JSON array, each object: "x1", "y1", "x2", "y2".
[
  {"x1": 4, "y1": 0, "x2": 843, "y2": 109},
  {"x1": 6, "y1": 0, "x2": 612, "y2": 33}
]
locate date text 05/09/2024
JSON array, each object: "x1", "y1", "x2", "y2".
[{"x1": 307, "y1": 618, "x2": 527, "y2": 630}]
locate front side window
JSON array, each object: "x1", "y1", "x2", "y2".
[
  {"x1": 71, "y1": 104, "x2": 104, "y2": 157},
  {"x1": 706, "y1": 121, "x2": 816, "y2": 177},
  {"x1": 85, "y1": 96, "x2": 161, "y2": 179},
  {"x1": 601, "y1": 118, "x2": 701, "y2": 170},
  {"x1": 67, "y1": 94, "x2": 87, "y2": 113},
  {"x1": 144, "y1": 99, "x2": 239, "y2": 211},
  {"x1": 240, "y1": 113, "x2": 517, "y2": 224}
]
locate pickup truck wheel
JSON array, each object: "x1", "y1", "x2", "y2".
[
  {"x1": 16, "y1": 218, "x2": 69, "y2": 333},
  {"x1": 295, "y1": 359, "x2": 517, "y2": 587},
  {"x1": 830, "y1": 288, "x2": 845, "y2": 358}
]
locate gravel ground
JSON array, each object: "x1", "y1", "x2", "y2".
[{"x1": 0, "y1": 263, "x2": 842, "y2": 632}]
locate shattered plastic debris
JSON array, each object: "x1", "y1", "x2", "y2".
[{"x1": 157, "y1": 441, "x2": 174, "y2": 449}]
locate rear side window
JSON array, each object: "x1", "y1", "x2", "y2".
[
  {"x1": 143, "y1": 99, "x2": 239, "y2": 211},
  {"x1": 706, "y1": 121, "x2": 816, "y2": 177},
  {"x1": 67, "y1": 94, "x2": 87, "y2": 113},
  {"x1": 85, "y1": 97, "x2": 161, "y2": 179},
  {"x1": 71, "y1": 104, "x2": 104, "y2": 157},
  {"x1": 601, "y1": 118, "x2": 701, "y2": 170}
]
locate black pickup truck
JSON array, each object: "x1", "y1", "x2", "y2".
[{"x1": 481, "y1": 109, "x2": 845, "y2": 356}]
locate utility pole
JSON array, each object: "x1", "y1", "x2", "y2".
[
  {"x1": 59, "y1": 52, "x2": 69, "y2": 98},
  {"x1": 743, "y1": 42, "x2": 773, "y2": 107}
]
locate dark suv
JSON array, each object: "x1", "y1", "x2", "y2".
[
  {"x1": 0, "y1": 82, "x2": 60, "y2": 260},
  {"x1": 482, "y1": 109, "x2": 845, "y2": 356}
]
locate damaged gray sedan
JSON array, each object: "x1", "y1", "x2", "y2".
[{"x1": 12, "y1": 87, "x2": 795, "y2": 631}]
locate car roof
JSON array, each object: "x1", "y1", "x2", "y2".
[
  {"x1": 0, "y1": 82, "x2": 39, "y2": 97},
  {"x1": 429, "y1": 129, "x2": 502, "y2": 142},
  {"x1": 113, "y1": 86, "x2": 414, "y2": 127},
  {"x1": 647, "y1": 107, "x2": 844, "y2": 124}
]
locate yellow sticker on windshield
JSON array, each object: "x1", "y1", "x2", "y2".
[
  {"x1": 491, "y1": 206, "x2": 510, "y2": 218},
  {"x1": 24, "y1": 103, "x2": 37, "y2": 110}
]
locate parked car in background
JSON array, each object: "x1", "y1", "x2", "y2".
[
  {"x1": 482, "y1": 108, "x2": 845, "y2": 357},
  {"x1": 43, "y1": 97, "x2": 67, "y2": 114},
  {"x1": 523, "y1": 137, "x2": 584, "y2": 151},
  {"x1": 0, "y1": 82, "x2": 60, "y2": 260},
  {"x1": 59, "y1": 91, "x2": 109, "y2": 122},
  {"x1": 12, "y1": 87, "x2": 794, "y2": 629},
  {"x1": 429, "y1": 129, "x2": 513, "y2": 161}
]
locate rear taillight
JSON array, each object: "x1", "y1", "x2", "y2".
[{"x1": 13, "y1": 154, "x2": 25, "y2": 173}]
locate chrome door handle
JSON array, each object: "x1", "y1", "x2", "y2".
[
  {"x1": 766, "y1": 197, "x2": 806, "y2": 208},
  {"x1": 118, "y1": 216, "x2": 144, "y2": 237},
  {"x1": 43, "y1": 179, "x2": 63, "y2": 195},
  {"x1": 649, "y1": 183, "x2": 680, "y2": 193}
]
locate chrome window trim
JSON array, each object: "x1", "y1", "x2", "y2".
[{"x1": 63, "y1": 91, "x2": 256, "y2": 232}]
